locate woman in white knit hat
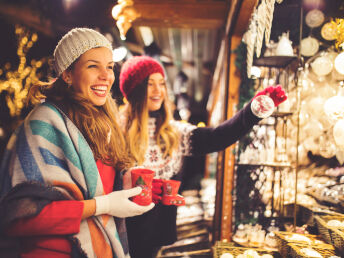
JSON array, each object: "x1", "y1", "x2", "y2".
[{"x1": 0, "y1": 28, "x2": 153, "y2": 258}]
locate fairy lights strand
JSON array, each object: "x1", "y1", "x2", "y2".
[{"x1": 0, "y1": 25, "x2": 47, "y2": 117}]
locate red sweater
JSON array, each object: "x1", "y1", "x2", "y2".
[{"x1": 7, "y1": 160, "x2": 116, "y2": 258}]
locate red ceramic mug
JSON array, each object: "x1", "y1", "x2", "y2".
[
  {"x1": 131, "y1": 168, "x2": 155, "y2": 206},
  {"x1": 161, "y1": 179, "x2": 185, "y2": 206}
]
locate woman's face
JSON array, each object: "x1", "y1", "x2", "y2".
[
  {"x1": 147, "y1": 72, "x2": 166, "y2": 111},
  {"x1": 65, "y1": 47, "x2": 115, "y2": 106}
]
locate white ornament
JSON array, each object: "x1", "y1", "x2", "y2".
[
  {"x1": 305, "y1": 9, "x2": 325, "y2": 28},
  {"x1": 246, "y1": 11, "x2": 258, "y2": 78},
  {"x1": 265, "y1": 0, "x2": 275, "y2": 44},
  {"x1": 276, "y1": 32, "x2": 294, "y2": 56},
  {"x1": 300, "y1": 37, "x2": 319, "y2": 57},
  {"x1": 311, "y1": 55, "x2": 333, "y2": 76},
  {"x1": 251, "y1": 95, "x2": 275, "y2": 118},
  {"x1": 324, "y1": 95, "x2": 344, "y2": 122},
  {"x1": 334, "y1": 52, "x2": 344, "y2": 75},
  {"x1": 256, "y1": 1, "x2": 267, "y2": 58}
]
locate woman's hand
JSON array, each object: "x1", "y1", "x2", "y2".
[
  {"x1": 152, "y1": 179, "x2": 164, "y2": 204},
  {"x1": 94, "y1": 187, "x2": 155, "y2": 217},
  {"x1": 253, "y1": 85, "x2": 287, "y2": 107}
]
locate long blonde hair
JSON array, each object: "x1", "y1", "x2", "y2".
[
  {"x1": 28, "y1": 70, "x2": 133, "y2": 172},
  {"x1": 122, "y1": 78, "x2": 180, "y2": 164}
]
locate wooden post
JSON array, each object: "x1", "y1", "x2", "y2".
[{"x1": 220, "y1": 35, "x2": 243, "y2": 241}]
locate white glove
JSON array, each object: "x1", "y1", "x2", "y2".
[{"x1": 94, "y1": 187, "x2": 155, "y2": 218}]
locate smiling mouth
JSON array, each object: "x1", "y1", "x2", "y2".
[{"x1": 91, "y1": 86, "x2": 107, "y2": 97}]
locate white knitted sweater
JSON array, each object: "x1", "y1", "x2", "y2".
[{"x1": 142, "y1": 117, "x2": 196, "y2": 179}]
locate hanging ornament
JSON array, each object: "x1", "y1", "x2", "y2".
[
  {"x1": 264, "y1": 0, "x2": 275, "y2": 44},
  {"x1": 324, "y1": 86, "x2": 344, "y2": 123},
  {"x1": 243, "y1": 10, "x2": 258, "y2": 78},
  {"x1": 305, "y1": 9, "x2": 325, "y2": 28},
  {"x1": 311, "y1": 55, "x2": 333, "y2": 77},
  {"x1": 300, "y1": 36, "x2": 319, "y2": 57},
  {"x1": 321, "y1": 22, "x2": 337, "y2": 41},
  {"x1": 334, "y1": 52, "x2": 344, "y2": 75},
  {"x1": 255, "y1": 1, "x2": 267, "y2": 58}
]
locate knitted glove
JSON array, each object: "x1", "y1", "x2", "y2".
[
  {"x1": 152, "y1": 179, "x2": 164, "y2": 204},
  {"x1": 94, "y1": 187, "x2": 155, "y2": 217},
  {"x1": 253, "y1": 85, "x2": 287, "y2": 107}
]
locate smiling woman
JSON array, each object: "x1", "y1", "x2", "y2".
[
  {"x1": 0, "y1": 27, "x2": 154, "y2": 258},
  {"x1": 62, "y1": 47, "x2": 115, "y2": 106}
]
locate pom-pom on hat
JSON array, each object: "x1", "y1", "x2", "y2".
[
  {"x1": 53, "y1": 28, "x2": 113, "y2": 77},
  {"x1": 119, "y1": 56, "x2": 165, "y2": 98}
]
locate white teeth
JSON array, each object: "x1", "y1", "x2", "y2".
[{"x1": 91, "y1": 86, "x2": 107, "y2": 91}]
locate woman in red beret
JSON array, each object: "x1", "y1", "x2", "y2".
[{"x1": 119, "y1": 55, "x2": 287, "y2": 258}]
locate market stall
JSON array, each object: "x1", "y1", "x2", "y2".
[{"x1": 210, "y1": 0, "x2": 344, "y2": 257}]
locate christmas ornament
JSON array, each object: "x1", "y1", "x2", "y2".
[
  {"x1": 305, "y1": 9, "x2": 325, "y2": 28},
  {"x1": 334, "y1": 52, "x2": 344, "y2": 75},
  {"x1": 300, "y1": 37, "x2": 319, "y2": 57},
  {"x1": 251, "y1": 95, "x2": 275, "y2": 118},
  {"x1": 321, "y1": 22, "x2": 337, "y2": 41},
  {"x1": 311, "y1": 55, "x2": 333, "y2": 76},
  {"x1": 265, "y1": 0, "x2": 275, "y2": 44},
  {"x1": 256, "y1": 1, "x2": 267, "y2": 58}
]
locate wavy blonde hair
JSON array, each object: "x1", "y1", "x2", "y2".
[
  {"x1": 122, "y1": 78, "x2": 180, "y2": 164},
  {"x1": 28, "y1": 69, "x2": 133, "y2": 172}
]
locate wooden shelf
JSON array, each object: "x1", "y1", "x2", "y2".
[
  {"x1": 236, "y1": 162, "x2": 292, "y2": 168},
  {"x1": 272, "y1": 111, "x2": 294, "y2": 117},
  {"x1": 253, "y1": 56, "x2": 298, "y2": 68}
]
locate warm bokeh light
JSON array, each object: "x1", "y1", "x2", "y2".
[
  {"x1": 113, "y1": 46, "x2": 128, "y2": 62},
  {"x1": 0, "y1": 25, "x2": 47, "y2": 117}
]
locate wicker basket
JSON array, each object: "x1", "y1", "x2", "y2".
[
  {"x1": 213, "y1": 241, "x2": 278, "y2": 258},
  {"x1": 160, "y1": 240, "x2": 211, "y2": 255},
  {"x1": 274, "y1": 231, "x2": 332, "y2": 257},
  {"x1": 157, "y1": 248, "x2": 212, "y2": 258},
  {"x1": 288, "y1": 243, "x2": 338, "y2": 258},
  {"x1": 328, "y1": 227, "x2": 344, "y2": 256},
  {"x1": 314, "y1": 215, "x2": 344, "y2": 245}
]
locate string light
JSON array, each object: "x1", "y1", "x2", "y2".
[
  {"x1": 112, "y1": 0, "x2": 140, "y2": 40},
  {"x1": 0, "y1": 25, "x2": 47, "y2": 117}
]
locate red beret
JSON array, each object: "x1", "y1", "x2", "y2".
[{"x1": 119, "y1": 56, "x2": 165, "y2": 98}]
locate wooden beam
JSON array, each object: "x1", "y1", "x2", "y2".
[
  {"x1": 131, "y1": 0, "x2": 229, "y2": 29},
  {"x1": 234, "y1": 0, "x2": 258, "y2": 36},
  {"x1": 0, "y1": 3, "x2": 68, "y2": 37}
]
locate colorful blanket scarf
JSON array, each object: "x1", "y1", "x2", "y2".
[{"x1": 0, "y1": 101, "x2": 129, "y2": 258}]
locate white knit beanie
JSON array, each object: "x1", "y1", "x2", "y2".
[{"x1": 53, "y1": 28, "x2": 113, "y2": 77}]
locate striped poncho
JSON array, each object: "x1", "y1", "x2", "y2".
[{"x1": 0, "y1": 101, "x2": 129, "y2": 258}]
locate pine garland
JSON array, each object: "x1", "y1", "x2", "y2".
[{"x1": 232, "y1": 41, "x2": 256, "y2": 110}]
